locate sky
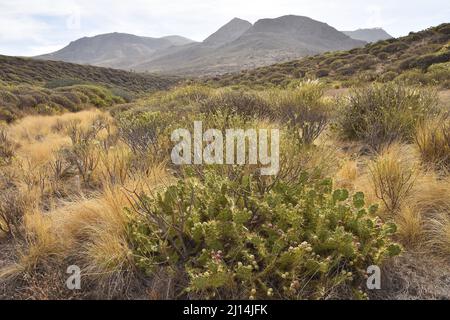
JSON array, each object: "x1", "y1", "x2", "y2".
[{"x1": 0, "y1": 0, "x2": 448, "y2": 56}]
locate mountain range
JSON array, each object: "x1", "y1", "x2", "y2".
[
  {"x1": 36, "y1": 15, "x2": 392, "y2": 75},
  {"x1": 342, "y1": 28, "x2": 393, "y2": 42}
]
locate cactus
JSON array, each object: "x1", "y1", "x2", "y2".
[{"x1": 126, "y1": 170, "x2": 401, "y2": 299}]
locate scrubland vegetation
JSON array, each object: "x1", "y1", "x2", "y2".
[
  {"x1": 0, "y1": 54, "x2": 179, "y2": 123},
  {"x1": 209, "y1": 23, "x2": 450, "y2": 88},
  {"x1": 0, "y1": 55, "x2": 178, "y2": 91},
  {"x1": 0, "y1": 24, "x2": 449, "y2": 300},
  {"x1": 0, "y1": 78, "x2": 449, "y2": 300}
]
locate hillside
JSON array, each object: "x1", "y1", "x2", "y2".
[
  {"x1": 0, "y1": 55, "x2": 179, "y2": 122},
  {"x1": 0, "y1": 55, "x2": 178, "y2": 92},
  {"x1": 36, "y1": 32, "x2": 196, "y2": 70},
  {"x1": 342, "y1": 28, "x2": 393, "y2": 42},
  {"x1": 203, "y1": 17, "x2": 252, "y2": 45},
  {"x1": 133, "y1": 15, "x2": 365, "y2": 75},
  {"x1": 208, "y1": 23, "x2": 450, "y2": 87},
  {"x1": 36, "y1": 15, "x2": 365, "y2": 76}
]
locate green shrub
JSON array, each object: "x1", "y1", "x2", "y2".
[
  {"x1": 275, "y1": 81, "x2": 331, "y2": 145},
  {"x1": 45, "y1": 78, "x2": 87, "y2": 89},
  {"x1": 116, "y1": 110, "x2": 172, "y2": 162},
  {"x1": 329, "y1": 60, "x2": 345, "y2": 69},
  {"x1": 50, "y1": 93, "x2": 77, "y2": 111},
  {"x1": 110, "y1": 87, "x2": 135, "y2": 103},
  {"x1": 0, "y1": 107, "x2": 17, "y2": 123},
  {"x1": 34, "y1": 103, "x2": 62, "y2": 115},
  {"x1": 126, "y1": 170, "x2": 401, "y2": 299},
  {"x1": 0, "y1": 89, "x2": 19, "y2": 105},
  {"x1": 426, "y1": 62, "x2": 450, "y2": 86},
  {"x1": 0, "y1": 127, "x2": 15, "y2": 164},
  {"x1": 17, "y1": 94, "x2": 37, "y2": 109},
  {"x1": 395, "y1": 69, "x2": 428, "y2": 85},
  {"x1": 316, "y1": 69, "x2": 330, "y2": 78},
  {"x1": 382, "y1": 42, "x2": 409, "y2": 54},
  {"x1": 399, "y1": 50, "x2": 450, "y2": 71},
  {"x1": 338, "y1": 83, "x2": 439, "y2": 149},
  {"x1": 376, "y1": 52, "x2": 389, "y2": 60},
  {"x1": 379, "y1": 71, "x2": 398, "y2": 82},
  {"x1": 200, "y1": 90, "x2": 273, "y2": 120}
]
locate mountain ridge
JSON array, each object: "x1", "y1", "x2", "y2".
[
  {"x1": 204, "y1": 18, "x2": 252, "y2": 46},
  {"x1": 36, "y1": 15, "x2": 366, "y2": 75},
  {"x1": 36, "y1": 32, "x2": 197, "y2": 70},
  {"x1": 208, "y1": 23, "x2": 450, "y2": 87},
  {"x1": 342, "y1": 28, "x2": 393, "y2": 43}
]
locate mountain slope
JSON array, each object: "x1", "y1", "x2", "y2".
[
  {"x1": 161, "y1": 35, "x2": 196, "y2": 46},
  {"x1": 0, "y1": 55, "x2": 178, "y2": 92},
  {"x1": 133, "y1": 15, "x2": 365, "y2": 75},
  {"x1": 343, "y1": 28, "x2": 393, "y2": 43},
  {"x1": 244, "y1": 15, "x2": 364, "y2": 51},
  {"x1": 204, "y1": 18, "x2": 252, "y2": 46},
  {"x1": 37, "y1": 15, "x2": 365, "y2": 76},
  {"x1": 208, "y1": 23, "x2": 450, "y2": 87},
  {"x1": 36, "y1": 32, "x2": 196, "y2": 70}
]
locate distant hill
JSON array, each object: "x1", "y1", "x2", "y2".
[
  {"x1": 0, "y1": 55, "x2": 178, "y2": 92},
  {"x1": 36, "y1": 32, "x2": 196, "y2": 70},
  {"x1": 132, "y1": 15, "x2": 366, "y2": 75},
  {"x1": 342, "y1": 28, "x2": 393, "y2": 43},
  {"x1": 36, "y1": 15, "x2": 365, "y2": 76},
  {"x1": 161, "y1": 35, "x2": 196, "y2": 46},
  {"x1": 204, "y1": 18, "x2": 252, "y2": 46},
  {"x1": 208, "y1": 23, "x2": 450, "y2": 87}
]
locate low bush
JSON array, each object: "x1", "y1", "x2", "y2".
[
  {"x1": 338, "y1": 83, "x2": 439, "y2": 149},
  {"x1": 0, "y1": 84, "x2": 128, "y2": 121},
  {"x1": 379, "y1": 71, "x2": 398, "y2": 82},
  {"x1": 274, "y1": 81, "x2": 331, "y2": 145},
  {"x1": 0, "y1": 189, "x2": 31, "y2": 238},
  {"x1": 45, "y1": 78, "x2": 87, "y2": 89},
  {"x1": 0, "y1": 127, "x2": 15, "y2": 164},
  {"x1": 200, "y1": 90, "x2": 273, "y2": 120},
  {"x1": 116, "y1": 110, "x2": 172, "y2": 166},
  {"x1": 126, "y1": 170, "x2": 401, "y2": 299}
]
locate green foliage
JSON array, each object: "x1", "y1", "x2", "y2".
[
  {"x1": 274, "y1": 81, "x2": 331, "y2": 145},
  {"x1": 379, "y1": 71, "x2": 398, "y2": 82},
  {"x1": 45, "y1": 78, "x2": 88, "y2": 89},
  {"x1": 0, "y1": 127, "x2": 15, "y2": 165},
  {"x1": 338, "y1": 83, "x2": 439, "y2": 149},
  {"x1": 200, "y1": 89, "x2": 273, "y2": 120},
  {"x1": 127, "y1": 170, "x2": 401, "y2": 299},
  {"x1": 116, "y1": 110, "x2": 173, "y2": 167},
  {"x1": 0, "y1": 55, "x2": 178, "y2": 92},
  {"x1": 207, "y1": 23, "x2": 450, "y2": 88},
  {"x1": 65, "y1": 116, "x2": 110, "y2": 185},
  {"x1": 0, "y1": 83, "x2": 126, "y2": 122}
]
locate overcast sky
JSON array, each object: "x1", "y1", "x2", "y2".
[{"x1": 0, "y1": 0, "x2": 448, "y2": 56}]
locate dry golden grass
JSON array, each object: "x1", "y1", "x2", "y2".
[
  {"x1": 362, "y1": 146, "x2": 450, "y2": 255},
  {"x1": 415, "y1": 116, "x2": 450, "y2": 171},
  {"x1": 0, "y1": 108, "x2": 172, "y2": 297},
  {"x1": 368, "y1": 143, "x2": 418, "y2": 214},
  {"x1": 8, "y1": 109, "x2": 107, "y2": 142},
  {"x1": 396, "y1": 205, "x2": 424, "y2": 248},
  {"x1": 331, "y1": 141, "x2": 450, "y2": 256},
  {"x1": 1, "y1": 92, "x2": 449, "y2": 299},
  {"x1": 335, "y1": 158, "x2": 359, "y2": 190},
  {"x1": 406, "y1": 173, "x2": 450, "y2": 257},
  {"x1": 2, "y1": 165, "x2": 170, "y2": 297}
]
